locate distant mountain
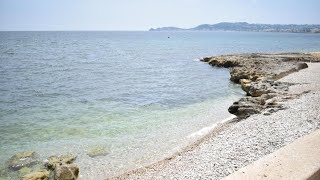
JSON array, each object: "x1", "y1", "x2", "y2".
[
  {"x1": 149, "y1": 22, "x2": 320, "y2": 33},
  {"x1": 149, "y1": 27, "x2": 184, "y2": 31}
]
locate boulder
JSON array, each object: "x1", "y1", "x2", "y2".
[
  {"x1": 6, "y1": 151, "x2": 39, "y2": 171},
  {"x1": 54, "y1": 164, "x2": 79, "y2": 180},
  {"x1": 228, "y1": 97, "x2": 264, "y2": 118},
  {"x1": 22, "y1": 170, "x2": 49, "y2": 180},
  {"x1": 297, "y1": 62, "x2": 308, "y2": 70},
  {"x1": 45, "y1": 154, "x2": 77, "y2": 170}
]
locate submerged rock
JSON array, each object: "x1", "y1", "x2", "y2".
[
  {"x1": 54, "y1": 164, "x2": 79, "y2": 180},
  {"x1": 86, "y1": 145, "x2": 110, "y2": 158},
  {"x1": 22, "y1": 170, "x2": 49, "y2": 180},
  {"x1": 6, "y1": 151, "x2": 39, "y2": 171},
  {"x1": 18, "y1": 167, "x2": 32, "y2": 176}
]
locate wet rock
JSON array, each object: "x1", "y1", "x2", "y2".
[
  {"x1": 86, "y1": 145, "x2": 110, "y2": 158},
  {"x1": 54, "y1": 164, "x2": 79, "y2": 180},
  {"x1": 45, "y1": 154, "x2": 77, "y2": 170},
  {"x1": 22, "y1": 170, "x2": 49, "y2": 180},
  {"x1": 6, "y1": 151, "x2": 39, "y2": 171}
]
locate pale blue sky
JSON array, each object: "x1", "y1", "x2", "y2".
[{"x1": 0, "y1": 0, "x2": 319, "y2": 31}]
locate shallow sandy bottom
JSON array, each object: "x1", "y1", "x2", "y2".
[{"x1": 118, "y1": 63, "x2": 320, "y2": 180}]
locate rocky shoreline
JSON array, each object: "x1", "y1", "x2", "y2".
[
  {"x1": 111, "y1": 52, "x2": 320, "y2": 180},
  {"x1": 0, "y1": 151, "x2": 79, "y2": 180},
  {"x1": 200, "y1": 52, "x2": 320, "y2": 118}
]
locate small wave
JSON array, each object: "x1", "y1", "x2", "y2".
[{"x1": 187, "y1": 115, "x2": 236, "y2": 139}]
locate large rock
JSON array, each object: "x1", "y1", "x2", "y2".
[
  {"x1": 22, "y1": 170, "x2": 49, "y2": 180},
  {"x1": 45, "y1": 154, "x2": 77, "y2": 170},
  {"x1": 6, "y1": 151, "x2": 39, "y2": 171},
  {"x1": 54, "y1": 164, "x2": 79, "y2": 180},
  {"x1": 297, "y1": 62, "x2": 308, "y2": 69},
  {"x1": 228, "y1": 97, "x2": 265, "y2": 118}
]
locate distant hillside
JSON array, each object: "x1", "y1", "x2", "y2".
[{"x1": 149, "y1": 22, "x2": 320, "y2": 33}]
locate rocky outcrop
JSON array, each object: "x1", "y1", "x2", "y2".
[
  {"x1": 200, "y1": 52, "x2": 320, "y2": 118},
  {"x1": 2, "y1": 153, "x2": 79, "y2": 180}
]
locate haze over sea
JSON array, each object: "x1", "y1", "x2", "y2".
[{"x1": 1, "y1": 31, "x2": 320, "y2": 179}]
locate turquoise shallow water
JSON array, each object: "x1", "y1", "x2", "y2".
[{"x1": 0, "y1": 31, "x2": 320, "y2": 179}]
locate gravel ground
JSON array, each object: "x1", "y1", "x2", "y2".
[{"x1": 117, "y1": 63, "x2": 320, "y2": 180}]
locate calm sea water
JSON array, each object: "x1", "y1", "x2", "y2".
[{"x1": 0, "y1": 31, "x2": 319, "y2": 179}]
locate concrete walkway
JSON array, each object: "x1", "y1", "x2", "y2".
[{"x1": 224, "y1": 129, "x2": 320, "y2": 180}]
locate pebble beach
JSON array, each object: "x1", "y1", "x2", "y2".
[{"x1": 114, "y1": 62, "x2": 320, "y2": 180}]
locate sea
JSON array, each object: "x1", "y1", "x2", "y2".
[{"x1": 1, "y1": 31, "x2": 319, "y2": 179}]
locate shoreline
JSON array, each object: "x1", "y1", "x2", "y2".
[
  {"x1": 110, "y1": 52, "x2": 320, "y2": 179},
  {"x1": 108, "y1": 115, "x2": 240, "y2": 180}
]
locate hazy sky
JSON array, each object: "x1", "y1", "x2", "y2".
[{"x1": 1, "y1": 0, "x2": 320, "y2": 31}]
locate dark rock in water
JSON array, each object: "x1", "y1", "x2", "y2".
[
  {"x1": 45, "y1": 154, "x2": 77, "y2": 170},
  {"x1": 54, "y1": 164, "x2": 79, "y2": 180},
  {"x1": 21, "y1": 170, "x2": 49, "y2": 180},
  {"x1": 6, "y1": 151, "x2": 39, "y2": 171}
]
